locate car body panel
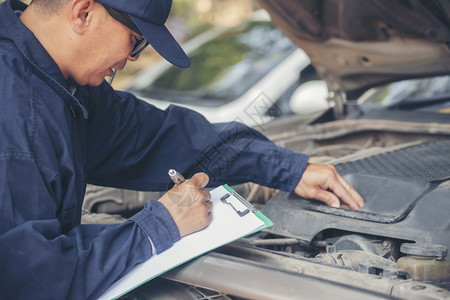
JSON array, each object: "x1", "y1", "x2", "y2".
[{"x1": 257, "y1": 0, "x2": 450, "y2": 94}]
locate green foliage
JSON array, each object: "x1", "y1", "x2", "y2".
[
  {"x1": 154, "y1": 35, "x2": 247, "y2": 92},
  {"x1": 171, "y1": 0, "x2": 213, "y2": 38}
]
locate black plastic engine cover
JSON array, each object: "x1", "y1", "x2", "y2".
[{"x1": 263, "y1": 140, "x2": 450, "y2": 249}]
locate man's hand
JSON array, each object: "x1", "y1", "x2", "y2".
[
  {"x1": 159, "y1": 172, "x2": 213, "y2": 237},
  {"x1": 294, "y1": 163, "x2": 365, "y2": 210}
]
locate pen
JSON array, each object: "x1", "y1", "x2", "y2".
[
  {"x1": 168, "y1": 169, "x2": 185, "y2": 185},
  {"x1": 108, "y1": 67, "x2": 117, "y2": 85}
]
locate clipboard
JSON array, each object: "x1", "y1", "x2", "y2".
[{"x1": 98, "y1": 184, "x2": 273, "y2": 300}]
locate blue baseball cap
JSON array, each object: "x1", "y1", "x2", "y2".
[{"x1": 97, "y1": 0, "x2": 191, "y2": 68}]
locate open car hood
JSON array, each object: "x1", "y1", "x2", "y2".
[{"x1": 257, "y1": 0, "x2": 450, "y2": 94}]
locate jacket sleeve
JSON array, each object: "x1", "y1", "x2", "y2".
[
  {"x1": 85, "y1": 83, "x2": 309, "y2": 192},
  {"x1": 0, "y1": 155, "x2": 180, "y2": 300}
]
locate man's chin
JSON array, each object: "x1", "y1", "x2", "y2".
[
  {"x1": 88, "y1": 76, "x2": 107, "y2": 87},
  {"x1": 75, "y1": 79, "x2": 104, "y2": 87},
  {"x1": 69, "y1": 73, "x2": 106, "y2": 87}
]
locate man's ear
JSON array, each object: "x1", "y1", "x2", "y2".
[{"x1": 69, "y1": 0, "x2": 95, "y2": 34}]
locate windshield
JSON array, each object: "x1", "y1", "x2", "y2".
[
  {"x1": 360, "y1": 75, "x2": 450, "y2": 113},
  {"x1": 131, "y1": 21, "x2": 297, "y2": 107}
]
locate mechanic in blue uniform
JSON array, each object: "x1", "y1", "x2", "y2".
[{"x1": 0, "y1": 0, "x2": 365, "y2": 298}]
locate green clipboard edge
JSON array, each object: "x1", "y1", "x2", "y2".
[
  {"x1": 111, "y1": 184, "x2": 273, "y2": 299},
  {"x1": 254, "y1": 210, "x2": 274, "y2": 228}
]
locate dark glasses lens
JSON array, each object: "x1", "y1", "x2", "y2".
[
  {"x1": 104, "y1": 5, "x2": 142, "y2": 35},
  {"x1": 104, "y1": 5, "x2": 149, "y2": 57},
  {"x1": 131, "y1": 39, "x2": 149, "y2": 57}
]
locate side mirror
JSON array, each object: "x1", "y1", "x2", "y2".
[{"x1": 289, "y1": 80, "x2": 330, "y2": 116}]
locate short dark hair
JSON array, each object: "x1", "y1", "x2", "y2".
[{"x1": 29, "y1": 0, "x2": 73, "y2": 15}]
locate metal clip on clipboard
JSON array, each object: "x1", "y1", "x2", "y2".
[{"x1": 220, "y1": 192, "x2": 256, "y2": 217}]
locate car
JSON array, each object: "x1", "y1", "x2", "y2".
[
  {"x1": 124, "y1": 10, "x2": 321, "y2": 127},
  {"x1": 85, "y1": 0, "x2": 450, "y2": 299}
]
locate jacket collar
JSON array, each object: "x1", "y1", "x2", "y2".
[{"x1": 0, "y1": 0, "x2": 89, "y2": 119}]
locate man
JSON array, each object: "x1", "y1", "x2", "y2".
[{"x1": 0, "y1": 0, "x2": 364, "y2": 298}]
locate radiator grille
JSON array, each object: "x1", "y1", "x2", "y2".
[{"x1": 336, "y1": 140, "x2": 450, "y2": 182}]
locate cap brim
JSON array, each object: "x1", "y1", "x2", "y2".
[{"x1": 130, "y1": 15, "x2": 191, "y2": 68}]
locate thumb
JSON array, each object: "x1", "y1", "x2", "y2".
[{"x1": 187, "y1": 172, "x2": 209, "y2": 189}]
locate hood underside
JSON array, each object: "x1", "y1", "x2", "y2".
[{"x1": 257, "y1": 0, "x2": 450, "y2": 94}]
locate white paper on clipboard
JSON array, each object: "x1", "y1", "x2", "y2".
[{"x1": 98, "y1": 184, "x2": 272, "y2": 300}]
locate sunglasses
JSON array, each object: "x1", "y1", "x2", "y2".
[{"x1": 103, "y1": 5, "x2": 150, "y2": 58}]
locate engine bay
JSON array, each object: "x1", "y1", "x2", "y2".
[{"x1": 85, "y1": 113, "x2": 450, "y2": 299}]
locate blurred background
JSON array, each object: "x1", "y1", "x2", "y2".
[
  {"x1": 113, "y1": 0, "x2": 259, "y2": 89},
  {"x1": 0, "y1": 0, "x2": 259, "y2": 89},
  {"x1": 5, "y1": 0, "x2": 322, "y2": 124}
]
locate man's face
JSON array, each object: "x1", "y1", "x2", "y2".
[{"x1": 70, "y1": 3, "x2": 141, "y2": 86}]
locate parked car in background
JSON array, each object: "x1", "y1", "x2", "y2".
[
  {"x1": 86, "y1": 1, "x2": 450, "y2": 299},
  {"x1": 124, "y1": 10, "x2": 326, "y2": 127}
]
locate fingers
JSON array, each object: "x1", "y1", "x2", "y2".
[
  {"x1": 159, "y1": 172, "x2": 213, "y2": 237},
  {"x1": 295, "y1": 163, "x2": 365, "y2": 210},
  {"x1": 201, "y1": 189, "x2": 211, "y2": 201},
  {"x1": 205, "y1": 198, "x2": 213, "y2": 216},
  {"x1": 311, "y1": 188, "x2": 341, "y2": 208},
  {"x1": 327, "y1": 182, "x2": 361, "y2": 210},
  {"x1": 324, "y1": 167, "x2": 364, "y2": 209},
  {"x1": 334, "y1": 174, "x2": 365, "y2": 209},
  {"x1": 325, "y1": 167, "x2": 364, "y2": 210},
  {"x1": 188, "y1": 173, "x2": 211, "y2": 204}
]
